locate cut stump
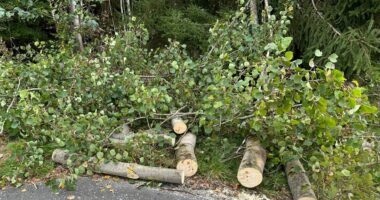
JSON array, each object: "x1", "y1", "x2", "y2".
[
  {"x1": 52, "y1": 149, "x2": 185, "y2": 184},
  {"x1": 171, "y1": 117, "x2": 187, "y2": 134},
  {"x1": 237, "y1": 137, "x2": 267, "y2": 188},
  {"x1": 285, "y1": 159, "x2": 317, "y2": 200},
  {"x1": 175, "y1": 133, "x2": 198, "y2": 177}
]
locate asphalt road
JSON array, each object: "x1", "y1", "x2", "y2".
[{"x1": 0, "y1": 177, "x2": 210, "y2": 200}]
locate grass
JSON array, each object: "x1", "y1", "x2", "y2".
[
  {"x1": 196, "y1": 133, "x2": 290, "y2": 199},
  {"x1": 0, "y1": 140, "x2": 55, "y2": 187}
]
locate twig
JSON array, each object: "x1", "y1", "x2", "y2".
[
  {"x1": 311, "y1": 0, "x2": 341, "y2": 36},
  {"x1": 159, "y1": 106, "x2": 187, "y2": 126}
]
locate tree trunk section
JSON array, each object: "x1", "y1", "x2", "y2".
[
  {"x1": 171, "y1": 117, "x2": 187, "y2": 134},
  {"x1": 69, "y1": 0, "x2": 84, "y2": 51},
  {"x1": 126, "y1": 0, "x2": 131, "y2": 16},
  {"x1": 237, "y1": 137, "x2": 266, "y2": 188},
  {"x1": 52, "y1": 149, "x2": 184, "y2": 184},
  {"x1": 285, "y1": 159, "x2": 317, "y2": 200},
  {"x1": 250, "y1": 0, "x2": 259, "y2": 24},
  {"x1": 110, "y1": 129, "x2": 175, "y2": 147},
  {"x1": 175, "y1": 133, "x2": 198, "y2": 177}
]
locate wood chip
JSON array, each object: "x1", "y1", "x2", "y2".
[{"x1": 67, "y1": 195, "x2": 75, "y2": 200}]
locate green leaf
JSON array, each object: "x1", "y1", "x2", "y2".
[
  {"x1": 351, "y1": 88, "x2": 362, "y2": 98},
  {"x1": 110, "y1": 149, "x2": 116, "y2": 156},
  {"x1": 348, "y1": 105, "x2": 361, "y2": 115},
  {"x1": 264, "y1": 43, "x2": 277, "y2": 51},
  {"x1": 325, "y1": 62, "x2": 335, "y2": 69},
  {"x1": 280, "y1": 37, "x2": 293, "y2": 51},
  {"x1": 285, "y1": 51, "x2": 293, "y2": 61},
  {"x1": 19, "y1": 90, "x2": 29, "y2": 99},
  {"x1": 328, "y1": 54, "x2": 338, "y2": 63},
  {"x1": 341, "y1": 169, "x2": 351, "y2": 177},
  {"x1": 213, "y1": 101, "x2": 223, "y2": 109},
  {"x1": 116, "y1": 153, "x2": 122, "y2": 160},
  {"x1": 96, "y1": 152, "x2": 104, "y2": 159},
  {"x1": 315, "y1": 49, "x2": 323, "y2": 57},
  {"x1": 360, "y1": 105, "x2": 378, "y2": 114}
]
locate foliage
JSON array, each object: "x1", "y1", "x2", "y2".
[
  {"x1": 0, "y1": 0, "x2": 53, "y2": 44},
  {"x1": 290, "y1": 0, "x2": 380, "y2": 79},
  {"x1": 0, "y1": 1, "x2": 379, "y2": 199}
]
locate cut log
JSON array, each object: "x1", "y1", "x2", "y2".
[
  {"x1": 237, "y1": 137, "x2": 267, "y2": 188},
  {"x1": 285, "y1": 159, "x2": 317, "y2": 200},
  {"x1": 171, "y1": 117, "x2": 187, "y2": 134},
  {"x1": 110, "y1": 129, "x2": 175, "y2": 147},
  {"x1": 52, "y1": 149, "x2": 185, "y2": 184},
  {"x1": 175, "y1": 133, "x2": 198, "y2": 177}
]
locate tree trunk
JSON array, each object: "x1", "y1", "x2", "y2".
[
  {"x1": 285, "y1": 159, "x2": 317, "y2": 200},
  {"x1": 264, "y1": 0, "x2": 271, "y2": 22},
  {"x1": 110, "y1": 129, "x2": 175, "y2": 147},
  {"x1": 171, "y1": 117, "x2": 187, "y2": 134},
  {"x1": 175, "y1": 133, "x2": 198, "y2": 177},
  {"x1": 126, "y1": 0, "x2": 131, "y2": 16},
  {"x1": 237, "y1": 137, "x2": 266, "y2": 188},
  {"x1": 52, "y1": 149, "x2": 185, "y2": 184},
  {"x1": 69, "y1": 0, "x2": 84, "y2": 51},
  {"x1": 250, "y1": 0, "x2": 259, "y2": 24}
]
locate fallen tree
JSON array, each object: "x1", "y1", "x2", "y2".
[
  {"x1": 175, "y1": 133, "x2": 198, "y2": 177},
  {"x1": 52, "y1": 149, "x2": 185, "y2": 184},
  {"x1": 237, "y1": 137, "x2": 267, "y2": 188},
  {"x1": 285, "y1": 159, "x2": 317, "y2": 200}
]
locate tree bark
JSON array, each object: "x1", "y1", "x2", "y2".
[
  {"x1": 110, "y1": 129, "x2": 175, "y2": 147},
  {"x1": 126, "y1": 0, "x2": 131, "y2": 16},
  {"x1": 69, "y1": 0, "x2": 84, "y2": 52},
  {"x1": 175, "y1": 133, "x2": 198, "y2": 177},
  {"x1": 250, "y1": 0, "x2": 259, "y2": 24},
  {"x1": 52, "y1": 149, "x2": 185, "y2": 184},
  {"x1": 237, "y1": 137, "x2": 266, "y2": 188},
  {"x1": 171, "y1": 117, "x2": 187, "y2": 134},
  {"x1": 285, "y1": 159, "x2": 317, "y2": 200}
]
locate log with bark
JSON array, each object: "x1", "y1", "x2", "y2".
[
  {"x1": 110, "y1": 128, "x2": 175, "y2": 147},
  {"x1": 175, "y1": 133, "x2": 198, "y2": 177},
  {"x1": 237, "y1": 137, "x2": 267, "y2": 188},
  {"x1": 285, "y1": 159, "x2": 317, "y2": 200},
  {"x1": 52, "y1": 149, "x2": 185, "y2": 184},
  {"x1": 171, "y1": 117, "x2": 187, "y2": 134}
]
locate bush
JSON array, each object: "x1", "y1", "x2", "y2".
[{"x1": 0, "y1": 3, "x2": 378, "y2": 199}]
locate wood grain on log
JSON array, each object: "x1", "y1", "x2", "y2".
[
  {"x1": 237, "y1": 137, "x2": 266, "y2": 188},
  {"x1": 171, "y1": 117, "x2": 187, "y2": 134}
]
